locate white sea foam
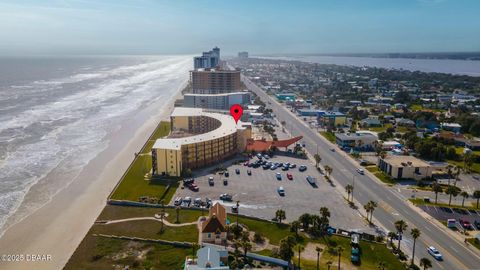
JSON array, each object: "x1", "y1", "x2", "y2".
[{"x1": 0, "y1": 55, "x2": 192, "y2": 235}]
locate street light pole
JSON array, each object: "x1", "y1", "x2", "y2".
[{"x1": 352, "y1": 175, "x2": 356, "y2": 202}]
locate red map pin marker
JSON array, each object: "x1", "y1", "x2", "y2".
[{"x1": 230, "y1": 104, "x2": 243, "y2": 123}]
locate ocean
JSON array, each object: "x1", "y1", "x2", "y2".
[
  {"x1": 260, "y1": 55, "x2": 480, "y2": 76},
  {"x1": 0, "y1": 55, "x2": 192, "y2": 236}
]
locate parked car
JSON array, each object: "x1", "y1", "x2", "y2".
[
  {"x1": 183, "y1": 178, "x2": 194, "y2": 185},
  {"x1": 299, "y1": 165, "x2": 307, "y2": 172},
  {"x1": 270, "y1": 165, "x2": 277, "y2": 170},
  {"x1": 474, "y1": 220, "x2": 480, "y2": 229},
  {"x1": 306, "y1": 175, "x2": 316, "y2": 185},
  {"x1": 208, "y1": 176, "x2": 214, "y2": 186},
  {"x1": 194, "y1": 198, "x2": 202, "y2": 207},
  {"x1": 247, "y1": 170, "x2": 252, "y2": 175},
  {"x1": 330, "y1": 148, "x2": 335, "y2": 152},
  {"x1": 263, "y1": 164, "x2": 270, "y2": 170},
  {"x1": 223, "y1": 179, "x2": 228, "y2": 186},
  {"x1": 276, "y1": 172, "x2": 282, "y2": 180},
  {"x1": 277, "y1": 186, "x2": 285, "y2": 196},
  {"x1": 427, "y1": 246, "x2": 443, "y2": 260},
  {"x1": 231, "y1": 205, "x2": 238, "y2": 213},
  {"x1": 183, "y1": 197, "x2": 192, "y2": 207},
  {"x1": 263, "y1": 154, "x2": 270, "y2": 159},
  {"x1": 282, "y1": 165, "x2": 289, "y2": 171},
  {"x1": 351, "y1": 247, "x2": 360, "y2": 263},
  {"x1": 289, "y1": 163, "x2": 296, "y2": 168},
  {"x1": 459, "y1": 219, "x2": 473, "y2": 230},
  {"x1": 287, "y1": 173, "x2": 293, "y2": 180},
  {"x1": 219, "y1": 193, "x2": 232, "y2": 201},
  {"x1": 357, "y1": 168, "x2": 364, "y2": 175},
  {"x1": 189, "y1": 183, "x2": 199, "y2": 191},
  {"x1": 224, "y1": 171, "x2": 229, "y2": 177},
  {"x1": 235, "y1": 168, "x2": 240, "y2": 174},
  {"x1": 174, "y1": 197, "x2": 182, "y2": 206},
  {"x1": 205, "y1": 198, "x2": 212, "y2": 208}
]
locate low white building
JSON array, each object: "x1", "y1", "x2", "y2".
[{"x1": 378, "y1": 155, "x2": 433, "y2": 180}]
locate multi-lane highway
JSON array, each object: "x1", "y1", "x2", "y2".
[{"x1": 242, "y1": 75, "x2": 480, "y2": 270}]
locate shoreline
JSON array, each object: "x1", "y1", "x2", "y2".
[{"x1": 0, "y1": 81, "x2": 186, "y2": 270}]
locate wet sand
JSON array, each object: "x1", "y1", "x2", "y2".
[{"x1": 0, "y1": 84, "x2": 185, "y2": 270}]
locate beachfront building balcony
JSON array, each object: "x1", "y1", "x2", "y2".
[{"x1": 152, "y1": 108, "x2": 251, "y2": 177}]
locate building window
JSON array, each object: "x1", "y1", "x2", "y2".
[
  {"x1": 414, "y1": 167, "x2": 420, "y2": 174},
  {"x1": 398, "y1": 167, "x2": 403, "y2": 179},
  {"x1": 207, "y1": 233, "x2": 211, "y2": 238}
]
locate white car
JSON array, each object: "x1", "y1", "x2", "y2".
[
  {"x1": 357, "y1": 168, "x2": 364, "y2": 175},
  {"x1": 427, "y1": 246, "x2": 443, "y2": 261},
  {"x1": 277, "y1": 186, "x2": 285, "y2": 196}
]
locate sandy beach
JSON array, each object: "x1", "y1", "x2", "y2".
[{"x1": 0, "y1": 83, "x2": 186, "y2": 270}]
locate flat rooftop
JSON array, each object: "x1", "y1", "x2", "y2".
[
  {"x1": 153, "y1": 107, "x2": 247, "y2": 150},
  {"x1": 382, "y1": 155, "x2": 430, "y2": 167}
]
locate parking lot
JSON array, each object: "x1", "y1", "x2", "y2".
[
  {"x1": 419, "y1": 204, "x2": 480, "y2": 231},
  {"x1": 173, "y1": 152, "x2": 377, "y2": 234}
]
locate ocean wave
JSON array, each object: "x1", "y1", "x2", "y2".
[{"x1": 0, "y1": 55, "x2": 192, "y2": 235}]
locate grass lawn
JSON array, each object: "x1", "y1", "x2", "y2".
[
  {"x1": 64, "y1": 234, "x2": 190, "y2": 270},
  {"x1": 365, "y1": 166, "x2": 396, "y2": 185},
  {"x1": 409, "y1": 198, "x2": 479, "y2": 211},
  {"x1": 98, "y1": 205, "x2": 204, "y2": 224},
  {"x1": 446, "y1": 159, "x2": 480, "y2": 174},
  {"x1": 92, "y1": 220, "x2": 198, "y2": 243},
  {"x1": 368, "y1": 123, "x2": 392, "y2": 133},
  {"x1": 467, "y1": 238, "x2": 480, "y2": 251},
  {"x1": 110, "y1": 122, "x2": 182, "y2": 203},
  {"x1": 320, "y1": 131, "x2": 336, "y2": 143},
  {"x1": 236, "y1": 216, "x2": 294, "y2": 245}
]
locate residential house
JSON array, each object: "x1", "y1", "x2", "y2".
[
  {"x1": 360, "y1": 118, "x2": 382, "y2": 128},
  {"x1": 201, "y1": 203, "x2": 227, "y2": 245},
  {"x1": 441, "y1": 123, "x2": 462, "y2": 133}
]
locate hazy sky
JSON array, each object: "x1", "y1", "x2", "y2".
[{"x1": 0, "y1": 0, "x2": 479, "y2": 55}]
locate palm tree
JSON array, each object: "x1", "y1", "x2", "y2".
[
  {"x1": 387, "y1": 231, "x2": 397, "y2": 247},
  {"x1": 379, "y1": 151, "x2": 387, "y2": 159},
  {"x1": 326, "y1": 260, "x2": 333, "y2": 270},
  {"x1": 364, "y1": 203, "x2": 372, "y2": 223},
  {"x1": 175, "y1": 206, "x2": 181, "y2": 223},
  {"x1": 296, "y1": 244, "x2": 305, "y2": 269},
  {"x1": 336, "y1": 246, "x2": 344, "y2": 270},
  {"x1": 324, "y1": 165, "x2": 333, "y2": 177},
  {"x1": 394, "y1": 220, "x2": 408, "y2": 252},
  {"x1": 314, "y1": 154, "x2": 322, "y2": 168},
  {"x1": 420, "y1": 257, "x2": 432, "y2": 270},
  {"x1": 367, "y1": 201, "x2": 378, "y2": 224},
  {"x1": 298, "y1": 213, "x2": 312, "y2": 230},
  {"x1": 460, "y1": 191, "x2": 469, "y2": 207},
  {"x1": 275, "y1": 209, "x2": 286, "y2": 223},
  {"x1": 454, "y1": 166, "x2": 461, "y2": 186},
  {"x1": 446, "y1": 164, "x2": 454, "y2": 186},
  {"x1": 410, "y1": 228, "x2": 421, "y2": 266},
  {"x1": 191, "y1": 243, "x2": 199, "y2": 263},
  {"x1": 315, "y1": 246, "x2": 323, "y2": 270},
  {"x1": 377, "y1": 261, "x2": 386, "y2": 270},
  {"x1": 158, "y1": 209, "x2": 166, "y2": 233},
  {"x1": 445, "y1": 186, "x2": 460, "y2": 206},
  {"x1": 431, "y1": 183, "x2": 443, "y2": 204},
  {"x1": 474, "y1": 190, "x2": 480, "y2": 209},
  {"x1": 345, "y1": 184, "x2": 354, "y2": 202},
  {"x1": 291, "y1": 221, "x2": 301, "y2": 237},
  {"x1": 320, "y1": 207, "x2": 331, "y2": 219},
  {"x1": 241, "y1": 240, "x2": 252, "y2": 261}
]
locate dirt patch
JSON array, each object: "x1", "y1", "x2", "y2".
[{"x1": 301, "y1": 242, "x2": 326, "y2": 261}]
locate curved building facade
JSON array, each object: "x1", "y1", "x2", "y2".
[{"x1": 152, "y1": 107, "x2": 251, "y2": 177}]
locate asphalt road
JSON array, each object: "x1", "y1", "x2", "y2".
[{"x1": 242, "y1": 76, "x2": 480, "y2": 270}]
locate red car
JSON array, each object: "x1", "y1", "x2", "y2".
[
  {"x1": 189, "y1": 183, "x2": 199, "y2": 192},
  {"x1": 287, "y1": 173, "x2": 293, "y2": 180},
  {"x1": 459, "y1": 219, "x2": 472, "y2": 230}
]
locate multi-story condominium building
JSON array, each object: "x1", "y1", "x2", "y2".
[
  {"x1": 191, "y1": 69, "x2": 242, "y2": 94},
  {"x1": 183, "y1": 91, "x2": 250, "y2": 110},
  {"x1": 193, "y1": 47, "x2": 220, "y2": 69},
  {"x1": 152, "y1": 108, "x2": 251, "y2": 177}
]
